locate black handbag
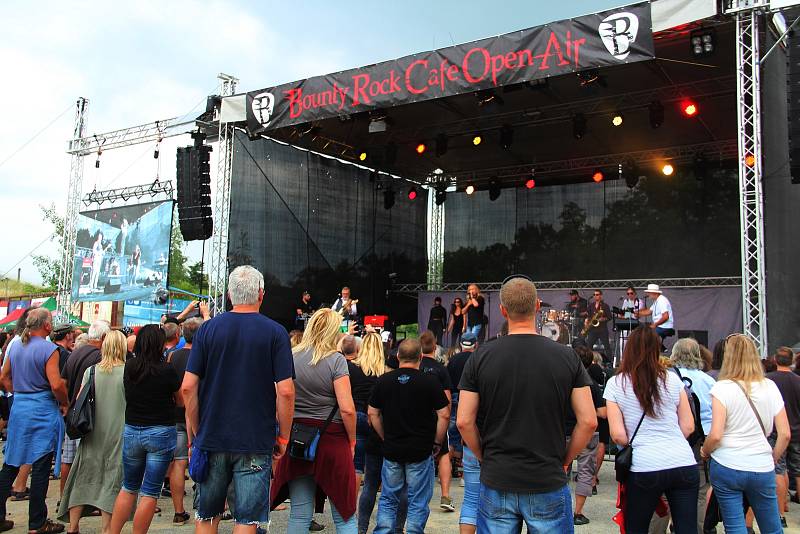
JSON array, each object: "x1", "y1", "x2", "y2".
[
  {"x1": 288, "y1": 406, "x2": 339, "y2": 462},
  {"x1": 614, "y1": 411, "x2": 646, "y2": 483},
  {"x1": 65, "y1": 365, "x2": 96, "y2": 440}
]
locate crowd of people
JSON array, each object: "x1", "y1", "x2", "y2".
[{"x1": 0, "y1": 266, "x2": 799, "y2": 534}]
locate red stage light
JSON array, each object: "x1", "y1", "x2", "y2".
[
  {"x1": 682, "y1": 101, "x2": 698, "y2": 117},
  {"x1": 415, "y1": 143, "x2": 427, "y2": 154},
  {"x1": 525, "y1": 178, "x2": 536, "y2": 189},
  {"x1": 592, "y1": 170, "x2": 604, "y2": 183},
  {"x1": 408, "y1": 187, "x2": 418, "y2": 200},
  {"x1": 745, "y1": 153, "x2": 756, "y2": 167}
]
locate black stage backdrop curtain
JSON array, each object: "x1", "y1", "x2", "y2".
[
  {"x1": 418, "y1": 287, "x2": 743, "y2": 353},
  {"x1": 442, "y1": 169, "x2": 741, "y2": 282},
  {"x1": 228, "y1": 131, "x2": 427, "y2": 328}
]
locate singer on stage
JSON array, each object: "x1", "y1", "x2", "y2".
[{"x1": 332, "y1": 286, "x2": 358, "y2": 320}]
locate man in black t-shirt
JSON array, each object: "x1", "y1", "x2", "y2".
[
  {"x1": 458, "y1": 276, "x2": 597, "y2": 532},
  {"x1": 369, "y1": 338, "x2": 449, "y2": 534},
  {"x1": 766, "y1": 347, "x2": 800, "y2": 506},
  {"x1": 445, "y1": 332, "x2": 478, "y2": 486},
  {"x1": 427, "y1": 297, "x2": 447, "y2": 346},
  {"x1": 52, "y1": 324, "x2": 74, "y2": 373},
  {"x1": 295, "y1": 291, "x2": 314, "y2": 330},
  {"x1": 462, "y1": 284, "x2": 485, "y2": 338}
]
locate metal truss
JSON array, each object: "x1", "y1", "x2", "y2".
[
  {"x1": 425, "y1": 139, "x2": 738, "y2": 185},
  {"x1": 426, "y1": 188, "x2": 445, "y2": 290},
  {"x1": 57, "y1": 98, "x2": 89, "y2": 317},
  {"x1": 207, "y1": 74, "x2": 239, "y2": 315},
  {"x1": 82, "y1": 180, "x2": 173, "y2": 207},
  {"x1": 731, "y1": 3, "x2": 769, "y2": 353},
  {"x1": 392, "y1": 276, "x2": 743, "y2": 294},
  {"x1": 66, "y1": 117, "x2": 197, "y2": 156}
]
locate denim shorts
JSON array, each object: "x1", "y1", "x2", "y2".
[
  {"x1": 174, "y1": 423, "x2": 189, "y2": 461},
  {"x1": 122, "y1": 424, "x2": 177, "y2": 498},
  {"x1": 460, "y1": 446, "x2": 481, "y2": 526},
  {"x1": 194, "y1": 452, "x2": 272, "y2": 525},
  {"x1": 448, "y1": 392, "x2": 463, "y2": 454}
]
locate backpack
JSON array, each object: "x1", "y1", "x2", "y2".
[{"x1": 673, "y1": 367, "x2": 705, "y2": 447}]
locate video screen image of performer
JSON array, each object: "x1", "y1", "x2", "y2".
[
  {"x1": 635, "y1": 283, "x2": 675, "y2": 351},
  {"x1": 583, "y1": 289, "x2": 612, "y2": 365},
  {"x1": 427, "y1": 297, "x2": 447, "y2": 346}
]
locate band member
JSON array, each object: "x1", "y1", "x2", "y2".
[
  {"x1": 90, "y1": 232, "x2": 109, "y2": 289},
  {"x1": 295, "y1": 291, "x2": 314, "y2": 330},
  {"x1": 447, "y1": 298, "x2": 465, "y2": 348},
  {"x1": 128, "y1": 244, "x2": 142, "y2": 285},
  {"x1": 585, "y1": 289, "x2": 612, "y2": 364},
  {"x1": 565, "y1": 289, "x2": 588, "y2": 338},
  {"x1": 332, "y1": 286, "x2": 358, "y2": 319},
  {"x1": 617, "y1": 286, "x2": 643, "y2": 321},
  {"x1": 427, "y1": 297, "x2": 447, "y2": 346},
  {"x1": 462, "y1": 284, "x2": 485, "y2": 338},
  {"x1": 635, "y1": 284, "x2": 675, "y2": 350}
]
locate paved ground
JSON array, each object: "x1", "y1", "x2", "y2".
[{"x1": 5, "y1": 461, "x2": 800, "y2": 533}]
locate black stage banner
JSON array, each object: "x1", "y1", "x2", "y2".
[{"x1": 246, "y1": 2, "x2": 653, "y2": 134}]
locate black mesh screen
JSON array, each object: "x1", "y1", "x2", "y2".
[
  {"x1": 229, "y1": 132, "x2": 427, "y2": 327},
  {"x1": 443, "y1": 170, "x2": 741, "y2": 282}
]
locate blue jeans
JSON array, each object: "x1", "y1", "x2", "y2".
[
  {"x1": 710, "y1": 458, "x2": 783, "y2": 534},
  {"x1": 448, "y1": 392, "x2": 462, "y2": 454},
  {"x1": 122, "y1": 424, "x2": 176, "y2": 498},
  {"x1": 358, "y1": 453, "x2": 406, "y2": 534},
  {"x1": 465, "y1": 324, "x2": 482, "y2": 337},
  {"x1": 288, "y1": 475, "x2": 356, "y2": 533},
  {"x1": 194, "y1": 452, "x2": 272, "y2": 524},
  {"x1": 460, "y1": 446, "x2": 481, "y2": 526},
  {"x1": 375, "y1": 457, "x2": 434, "y2": 534},
  {"x1": 354, "y1": 412, "x2": 369, "y2": 474},
  {"x1": 478, "y1": 483, "x2": 573, "y2": 534}
]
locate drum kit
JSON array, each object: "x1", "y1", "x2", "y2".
[{"x1": 538, "y1": 306, "x2": 578, "y2": 345}]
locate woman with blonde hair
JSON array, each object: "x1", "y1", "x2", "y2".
[
  {"x1": 59, "y1": 330, "x2": 127, "y2": 534},
  {"x1": 271, "y1": 308, "x2": 358, "y2": 533},
  {"x1": 701, "y1": 334, "x2": 790, "y2": 533}
]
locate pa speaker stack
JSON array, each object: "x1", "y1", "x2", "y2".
[
  {"x1": 176, "y1": 143, "x2": 213, "y2": 240},
  {"x1": 789, "y1": 31, "x2": 800, "y2": 184}
]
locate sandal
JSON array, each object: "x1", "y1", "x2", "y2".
[
  {"x1": 12, "y1": 488, "x2": 30, "y2": 501},
  {"x1": 29, "y1": 519, "x2": 64, "y2": 534},
  {"x1": 154, "y1": 507, "x2": 161, "y2": 514}
]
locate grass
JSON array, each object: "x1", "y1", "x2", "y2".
[{"x1": 0, "y1": 279, "x2": 49, "y2": 299}]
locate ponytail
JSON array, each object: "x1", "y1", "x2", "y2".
[{"x1": 20, "y1": 327, "x2": 32, "y2": 345}]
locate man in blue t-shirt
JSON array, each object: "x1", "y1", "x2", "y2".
[{"x1": 182, "y1": 266, "x2": 295, "y2": 532}]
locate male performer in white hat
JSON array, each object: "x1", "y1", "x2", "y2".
[{"x1": 636, "y1": 284, "x2": 675, "y2": 351}]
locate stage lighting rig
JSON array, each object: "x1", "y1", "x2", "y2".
[
  {"x1": 681, "y1": 100, "x2": 699, "y2": 117},
  {"x1": 415, "y1": 142, "x2": 427, "y2": 155},
  {"x1": 465, "y1": 184, "x2": 475, "y2": 195},
  {"x1": 690, "y1": 29, "x2": 715, "y2": 57},
  {"x1": 525, "y1": 178, "x2": 536, "y2": 189},
  {"x1": 592, "y1": 169, "x2": 604, "y2": 183},
  {"x1": 573, "y1": 114, "x2": 587, "y2": 140},
  {"x1": 489, "y1": 179, "x2": 501, "y2": 201},
  {"x1": 745, "y1": 153, "x2": 756, "y2": 168},
  {"x1": 472, "y1": 133, "x2": 483, "y2": 146},
  {"x1": 612, "y1": 114, "x2": 624, "y2": 127},
  {"x1": 662, "y1": 163, "x2": 675, "y2": 176},
  {"x1": 649, "y1": 101, "x2": 664, "y2": 129},
  {"x1": 435, "y1": 188, "x2": 447, "y2": 205},
  {"x1": 359, "y1": 151, "x2": 367, "y2": 161},
  {"x1": 623, "y1": 160, "x2": 641, "y2": 189},
  {"x1": 499, "y1": 125, "x2": 514, "y2": 149},
  {"x1": 408, "y1": 187, "x2": 418, "y2": 200},
  {"x1": 435, "y1": 134, "x2": 448, "y2": 157}
]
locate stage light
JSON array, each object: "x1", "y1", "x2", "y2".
[
  {"x1": 525, "y1": 178, "x2": 536, "y2": 189},
  {"x1": 383, "y1": 190, "x2": 395, "y2": 210},
  {"x1": 465, "y1": 184, "x2": 475, "y2": 195},
  {"x1": 573, "y1": 114, "x2": 587, "y2": 139},
  {"x1": 682, "y1": 100, "x2": 698, "y2": 117},
  {"x1": 472, "y1": 134, "x2": 482, "y2": 146},
  {"x1": 623, "y1": 160, "x2": 641, "y2": 188},
  {"x1": 415, "y1": 142, "x2": 427, "y2": 154},
  {"x1": 359, "y1": 151, "x2": 367, "y2": 161},
  {"x1": 489, "y1": 179, "x2": 501, "y2": 201},
  {"x1": 499, "y1": 125, "x2": 514, "y2": 149},
  {"x1": 592, "y1": 169, "x2": 604, "y2": 183},
  {"x1": 435, "y1": 189, "x2": 447, "y2": 205},
  {"x1": 662, "y1": 164, "x2": 675, "y2": 176},
  {"x1": 435, "y1": 133, "x2": 448, "y2": 157},
  {"x1": 745, "y1": 153, "x2": 756, "y2": 167},
  {"x1": 649, "y1": 100, "x2": 664, "y2": 129},
  {"x1": 690, "y1": 29, "x2": 715, "y2": 57},
  {"x1": 433, "y1": 168, "x2": 444, "y2": 175},
  {"x1": 612, "y1": 114, "x2": 624, "y2": 127},
  {"x1": 408, "y1": 187, "x2": 418, "y2": 200}
]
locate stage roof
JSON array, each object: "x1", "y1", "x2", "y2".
[{"x1": 219, "y1": 0, "x2": 734, "y2": 188}]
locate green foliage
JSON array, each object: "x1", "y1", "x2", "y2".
[
  {"x1": 167, "y1": 208, "x2": 208, "y2": 295},
  {"x1": 0, "y1": 278, "x2": 47, "y2": 298},
  {"x1": 32, "y1": 203, "x2": 65, "y2": 289}
]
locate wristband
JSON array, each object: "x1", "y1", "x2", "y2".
[{"x1": 276, "y1": 435, "x2": 289, "y2": 446}]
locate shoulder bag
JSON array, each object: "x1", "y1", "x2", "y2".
[
  {"x1": 288, "y1": 405, "x2": 339, "y2": 462},
  {"x1": 733, "y1": 380, "x2": 769, "y2": 440},
  {"x1": 65, "y1": 365, "x2": 96, "y2": 439},
  {"x1": 615, "y1": 411, "x2": 646, "y2": 483}
]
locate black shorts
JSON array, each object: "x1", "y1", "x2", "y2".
[
  {"x1": 0, "y1": 397, "x2": 9, "y2": 421},
  {"x1": 597, "y1": 417, "x2": 610, "y2": 445}
]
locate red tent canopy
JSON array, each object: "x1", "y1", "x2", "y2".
[{"x1": 0, "y1": 308, "x2": 24, "y2": 326}]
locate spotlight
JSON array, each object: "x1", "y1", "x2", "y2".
[
  {"x1": 415, "y1": 142, "x2": 427, "y2": 154},
  {"x1": 435, "y1": 133, "x2": 448, "y2": 157},
  {"x1": 690, "y1": 29, "x2": 715, "y2": 57},
  {"x1": 662, "y1": 163, "x2": 675, "y2": 176},
  {"x1": 472, "y1": 134, "x2": 483, "y2": 146},
  {"x1": 499, "y1": 125, "x2": 514, "y2": 149},
  {"x1": 623, "y1": 160, "x2": 640, "y2": 188},
  {"x1": 681, "y1": 100, "x2": 698, "y2": 117},
  {"x1": 745, "y1": 153, "x2": 756, "y2": 168},
  {"x1": 489, "y1": 179, "x2": 501, "y2": 201},
  {"x1": 612, "y1": 114, "x2": 624, "y2": 127},
  {"x1": 649, "y1": 101, "x2": 664, "y2": 129},
  {"x1": 408, "y1": 187, "x2": 418, "y2": 201},
  {"x1": 383, "y1": 190, "x2": 395, "y2": 210},
  {"x1": 435, "y1": 189, "x2": 447, "y2": 205},
  {"x1": 525, "y1": 178, "x2": 536, "y2": 189},
  {"x1": 465, "y1": 184, "x2": 475, "y2": 195},
  {"x1": 592, "y1": 169, "x2": 604, "y2": 183},
  {"x1": 359, "y1": 151, "x2": 367, "y2": 161},
  {"x1": 573, "y1": 114, "x2": 587, "y2": 139}
]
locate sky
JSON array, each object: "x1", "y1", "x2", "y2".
[{"x1": 0, "y1": 0, "x2": 624, "y2": 286}]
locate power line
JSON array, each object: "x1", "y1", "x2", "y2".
[
  {"x1": 0, "y1": 103, "x2": 74, "y2": 170},
  {"x1": 0, "y1": 233, "x2": 55, "y2": 281}
]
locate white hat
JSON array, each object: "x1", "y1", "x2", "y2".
[{"x1": 645, "y1": 283, "x2": 662, "y2": 294}]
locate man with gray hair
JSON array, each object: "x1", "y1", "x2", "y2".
[
  {"x1": 457, "y1": 276, "x2": 597, "y2": 532},
  {"x1": 59, "y1": 319, "x2": 110, "y2": 495},
  {"x1": 183, "y1": 266, "x2": 295, "y2": 532}
]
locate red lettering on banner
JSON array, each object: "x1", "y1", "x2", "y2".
[
  {"x1": 389, "y1": 70, "x2": 401, "y2": 92},
  {"x1": 446, "y1": 64, "x2": 460, "y2": 81},
  {"x1": 405, "y1": 59, "x2": 429, "y2": 94},
  {"x1": 353, "y1": 74, "x2": 371, "y2": 105},
  {"x1": 286, "y1": 88, "x2": 303, "y2": 118},
  {"x1": 517, "y1": 49, "x2": 533, "y2": 67},
  {"x1": 463, "y1": 47, "x2": 490, "y2": 83},
  {"x1": 572, "y1": 37, "x2": 586, "y2": 66},
  {"x1": 537, "y1": 32, "x2": 570, "y2": 70}
]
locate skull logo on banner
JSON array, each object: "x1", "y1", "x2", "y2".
[
  {"x1": 251, "y1": 92, "x2": 276, "y2": 128},
  {"x1": 598, "y1": 12, "x2": 640, "y2": 61}
]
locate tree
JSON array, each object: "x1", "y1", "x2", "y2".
[{"x1": 32, "y1": 203, "x2": 65, "y2": 289}]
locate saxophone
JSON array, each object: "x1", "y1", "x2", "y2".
[{"x1": 581, "y1": 308, "x2": 604, "y2": 337}]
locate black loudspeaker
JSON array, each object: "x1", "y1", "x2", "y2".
[
  {"x1": 176, "y1": 145, "x2": 213, "y2": 240},
  {"x1": 104, "y1": 280, "x2": 122, "y2": 294},
  {"x1": 677, "y1": 330, "x2": 709, "y2": 348},
  {"x1": 788, "y1": 33, "x2": 800, "y2": 183}
]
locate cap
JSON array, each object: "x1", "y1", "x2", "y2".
[
  {"x1": 51, "y1": 323, "x2": 73, "y2": 340},
  {"x1": 461, "y1": 332, "x2": 478, "y2": 348},
  {"x1": 569, "y1": 289, "x2": 579, "y2": 296}
]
